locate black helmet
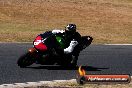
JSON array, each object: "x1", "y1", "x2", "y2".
[{"x1": 65, "y1": 24, "x2": 76, "y2": 34}]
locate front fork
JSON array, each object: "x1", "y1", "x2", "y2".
[
  {"x1": 28, "y1": 48, "x2": 48, "y2": 64},
  {"x1": 28, "y1": 48, "x2": 39, "y2": 62}
]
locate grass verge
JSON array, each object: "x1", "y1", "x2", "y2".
[{"x1": 0, "y1": 0, "x2": 132, "y2": 44}]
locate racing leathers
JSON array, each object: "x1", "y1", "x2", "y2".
[{"x1": 52, "y1": 29, "x2": 82, "y2": 66}]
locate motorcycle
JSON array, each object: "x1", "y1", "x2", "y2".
[{"x1": 17, "y1": 31, "x2": 93, "y2": 68}]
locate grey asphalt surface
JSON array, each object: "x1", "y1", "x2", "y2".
[{"x1": 0, "y1": 43, "x2": 132, "y2": 84}]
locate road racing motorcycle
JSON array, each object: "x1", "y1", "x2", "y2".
[{"x1": 17, "y1": 32, "x2": 93, "y2": 68}]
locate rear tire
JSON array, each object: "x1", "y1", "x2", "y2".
[{"x1": 17, "y1": 52, "x2": 35, "y2": 68}]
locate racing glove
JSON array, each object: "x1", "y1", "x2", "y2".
[{"x1": 64, "y1": 40, "x2": 78, "y2": 54}]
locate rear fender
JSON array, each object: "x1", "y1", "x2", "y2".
[
  {"x1": 82, "y1": 36, "x2": 93, "y2": 42},
  {"x1": 81, "y1": 36, "x2": 93, "y2": 45}
]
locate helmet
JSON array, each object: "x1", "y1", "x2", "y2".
[{"x1": 65, "y1": 24, "x2": 76, "y2": 34}]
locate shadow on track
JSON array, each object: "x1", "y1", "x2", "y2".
[
  {"x1": 81, "y1": 66, "x2": 109, "y2": 71},
  {"x1": 26, "y1": 65, "x2": 109, "y2": 71}
]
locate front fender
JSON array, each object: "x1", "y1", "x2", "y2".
[{"x1": 28, "y1": 48, "x2": 37, "y2": 53}]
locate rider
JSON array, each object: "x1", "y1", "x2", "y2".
[{"x1": 51, "y1": 24, "x2": 82, "y2": 66}]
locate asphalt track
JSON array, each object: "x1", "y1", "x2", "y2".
[{"x1": 0, "y1": 43, "x2": 132, "y2": 84}]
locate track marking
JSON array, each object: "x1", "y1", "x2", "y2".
[
  {"x1": 0, "y1": 77, "x2": 132, "y2": 88},
  {"x1": 0, "y1": 42, "x2": 132, "y2": 45},
  {"x1": 0, "y1": 79, "x2": 76, "y2": 88},
  {"x1": 104, "y1": 44, "x2": 132, "y2": 45}
]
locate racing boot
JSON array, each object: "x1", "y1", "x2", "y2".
[{"x1": 70, "y1": 55, "x2": 78, "y2": 67}]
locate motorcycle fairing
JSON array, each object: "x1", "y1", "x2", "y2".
[{"x1": 33, "y1": 35, "x2": 47, "y2": 52}]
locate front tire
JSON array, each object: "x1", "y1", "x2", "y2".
[{"x1": 17, "y1": 52, "x2": 35, "y2": 68}]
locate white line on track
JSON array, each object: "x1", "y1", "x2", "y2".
[
  {"x1": 0, "y1": 42, "x2": 132, "y2": 45},
  {"x1": 104, "y1": 44, "x2": 132, "y2": 45},
  {"x1": 0, "y1": 42, "x2": 32, "y2": 44},
  {"x1": 0, "y1": 79, "x2": 76, "y2": 88}
]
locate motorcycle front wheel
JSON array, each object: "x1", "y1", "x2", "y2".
[{"x1": 17, "y1": 52, "x2": 35, "y2": 68}]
